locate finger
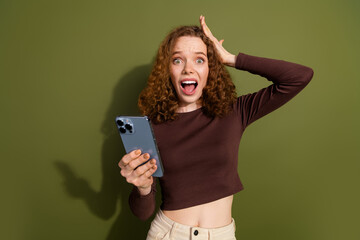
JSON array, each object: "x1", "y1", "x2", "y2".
[
  {"x1": 200, "y1": 15, "x2": 212, "y2": 36},
  {"x1": 142, "y1": 164, "x2": 158, "y2": 179},
  {"x1": 118, "y1": 149, "x2": 141, "y2": 168},
  {"x1": 133, "y1": 159, "x2": 156, "y2": 177},
  {"x1": 201, "y1": 17, "x2": 221, "y2": 46},
  {"x1": 202, "y1": 18, "x2": 210, "y2": 35},
  {"x1": 127, "y1": 164, "x2": 156, "y2": 187},
  {"x1": 126, "y1": 153, "x2": 150, "y2": 171}
]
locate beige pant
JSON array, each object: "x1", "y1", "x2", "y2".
[{"x1": 146, "y1": 209, "x2": 236, "y2": 240}]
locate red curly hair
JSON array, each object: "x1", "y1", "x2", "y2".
[{"x1": 138, "y1": 25, "x2": 237, "y2": 124}]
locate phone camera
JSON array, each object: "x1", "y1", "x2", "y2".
[
  {"x1": 119, "y1": 127, "x2": 126, "y2": 134},
  {"x1": 125, "y1": 124, "x2": 132, "y2": 131},
  {"x1": 116, "y1": 119, "x2": 124, "y2": 126}
]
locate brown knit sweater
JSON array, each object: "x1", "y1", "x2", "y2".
[{"x1": 129, "y1": 52, "x2": 314, "y2": 221}]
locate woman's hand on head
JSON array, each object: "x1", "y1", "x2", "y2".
[
  {"x1": 199, "y1": 15, "x2": 236, "y2": 67},
  {"x1": 118, "y1": 149, "x2": 157, "y2": 195}
]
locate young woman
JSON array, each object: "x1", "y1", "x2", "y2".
[{"x1": 118, "y1": 15, "x2": 314, "y2": 240}]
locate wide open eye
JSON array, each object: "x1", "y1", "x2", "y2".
[
  {"x1": 173, "y1": 58, "x2": 182, "y2": 64},
  {"x1": 196, "y1": 58, "x2": 204, "y2": 64}
]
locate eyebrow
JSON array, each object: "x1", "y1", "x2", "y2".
[{"x1": 172, "y1": 51, "x2": 207, "y2": 57}]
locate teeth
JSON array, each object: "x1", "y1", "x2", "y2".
[{"x1": 182, "y1": 81, "x2": 197, "y2": 84}]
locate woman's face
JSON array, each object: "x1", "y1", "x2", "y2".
[{"x1": 169, "y1": 36, "x2": 209, "y2": 112}]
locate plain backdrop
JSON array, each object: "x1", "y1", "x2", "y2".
[{"x1": 1, "y1": 0, "x2": 359, "y2": 239}]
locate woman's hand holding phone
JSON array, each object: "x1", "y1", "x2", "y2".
[{"x1": 118, "y1": 149, "x2": 157, "y2": 195}]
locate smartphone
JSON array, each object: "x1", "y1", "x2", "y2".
[{"x1": 115, "y1": 116, "x2": 164, "y2": 177}]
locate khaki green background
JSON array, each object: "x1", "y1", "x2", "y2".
[{"x1": 1, "y1": 0, "x2": 359, "y2": 239}]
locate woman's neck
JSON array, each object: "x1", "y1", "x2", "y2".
[{"x1": 175, "y1": 101, "x2": 202, "y2": 113}]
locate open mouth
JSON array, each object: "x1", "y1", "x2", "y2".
[{"x1": 180, "y1": 80, "x2": 198, "y2": 95}]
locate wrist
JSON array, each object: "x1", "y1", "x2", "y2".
[
  {"x1": 137, "y1": 186, "x2": 152, "y2": 196},
  {"x1": 224, "y1": 54, "x2": 236, "y2": 67}
]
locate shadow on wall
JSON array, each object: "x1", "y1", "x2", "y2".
[{"x1": 54, "y1": 64, "x2": 158, "y2": 240}]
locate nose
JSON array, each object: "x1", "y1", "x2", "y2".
[{"x1": 182, "y1": 61, "x2": 194, "y2": 74}]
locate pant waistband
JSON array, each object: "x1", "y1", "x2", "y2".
[{"x1": 156, "y1": 209, "x2": 236, "y2": 238}]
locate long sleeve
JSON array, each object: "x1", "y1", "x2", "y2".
[
  {"x1": 128, "y1": 177, "x2": 157, "y2": 221},
  {"x1": 234, "y1": 52, "x2": 314, "y2": 128}
]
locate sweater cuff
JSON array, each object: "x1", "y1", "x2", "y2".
[
  {"x1": 129, "y1": 180, "x2": 157, "y2": 221},
  {"x1": 234, "y1": 52, "x2": 248, "y2": 70},
  {"x1": 131, "y1": 184, "x2": 156, "y2": 199}
]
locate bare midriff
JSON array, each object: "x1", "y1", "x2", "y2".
[{"x1": 162, "y1": 195, "x2": 233, "y2": 228}]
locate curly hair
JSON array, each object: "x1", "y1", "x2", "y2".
[{"x1": 138, "y1": 25, "x2": 237, "y2": 124}]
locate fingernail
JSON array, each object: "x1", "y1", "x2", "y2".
[
  {"x1": 135, "y1": 149, "x2": 141, "y2": 155},
  {"x1": 144, "y1": 153, "x2": 150, "y2": 159}
]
